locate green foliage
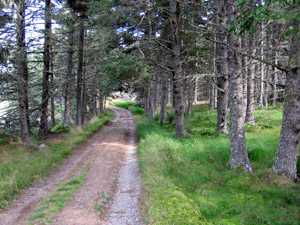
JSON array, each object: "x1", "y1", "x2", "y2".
[
  {"x1": 0, "y1": 138, "x2": 8, "y2": 145},
  {"x1": 0, "y1": 110, "x2": 113, "y2": 211},
  {"x1": 114, "y1": 101, "x2": 143, "y2": 114},
  {"x1": 50, "y1": 124, "x2": 70, "y2": 133},
  {"x1": 235, "y1": 0, "x2": 300, "y2": 36},
  {"x1": 136, "y1": 104, "x2": 300, "y2": 224},
  {"x1": 114, "y1": 101, "x2": 137, "y2": 109},
  {"x1": 130, "y1": 106, "x2": 144, "y2": 115}
]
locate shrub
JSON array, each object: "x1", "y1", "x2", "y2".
[{"x1": 130, "y1": 106, "x2": 144, "y2": 115}]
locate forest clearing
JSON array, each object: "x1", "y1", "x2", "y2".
[{"x1": 0, "y1": 0, "x2": 300, "y2": 224}]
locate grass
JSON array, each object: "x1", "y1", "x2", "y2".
[
  {"x1": 29, "y1": 167, "x2": 89, "y2": 224},
  {"x1": 0, "y1": 110, "x2": 113, "y2": 211},
  {"x1": 136, "y1": 104, "x2": 300, "y2": 224},
  {"x1": 114, "y1": 101, "x2": 144, "y2": 114}
]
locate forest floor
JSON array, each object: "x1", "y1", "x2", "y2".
[{"x1": 0, "y1": 107, "x2": 143, "y2": 225}]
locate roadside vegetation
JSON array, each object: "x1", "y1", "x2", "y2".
[
  {"x1": 114, "y1": 101, "x2": 144, "y2": 115},
  {"x1": 0, "y1": 110, "x2": 113, "y2": 211},
  {"x1": 136, "y1": 104, "x2": 300, "y2": 225}
]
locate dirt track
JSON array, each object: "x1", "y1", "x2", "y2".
[{"x1": 0, "y1": 107, "x2": 143, "y2": 225}]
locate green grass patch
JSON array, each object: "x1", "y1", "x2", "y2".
[
  {"x1": 0, "y1": 110, "x2": 113, "y2": 211},
  {"x1": 114, "y1": 101, "x2": 137, "y2": 109},
  {"x1": 29, "y1": 169, "x2": 89, "y2": 224},
  {"x1": 137, "y1": 104, "x2": 300, "y2": 224},
  {"x1": 114, "y1": 101, "x2": 144, "y2": 115}
]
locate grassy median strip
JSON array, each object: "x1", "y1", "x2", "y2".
[
  {"x1": 28, "y1": 167, "x2": 89, "y2": 224},
  {"x1": 136, "y1": 104, "x2": 300, "y2": 225},
  {"x1": 0, "y1": 110, "x2": 113, "y2": 211}
]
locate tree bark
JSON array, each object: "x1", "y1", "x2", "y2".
[
  {"x1": 227, "y1": 0, "x2": 252, "y2": 171},
  {"x1": 143, "y1": 82, "x2": 150, "y2": 115},
  {"x1": 64, "y1": 26, "x2": 74, "y2": 126},
  {"x1": 149, "y1": 76, "x2": 156, "y2": 117},
  {"x1": 170, "y1": 0, "x2": 187, "y2": 137},
  {"x1": 187, "y1": 74, "x2": 194, "y2": 116},
  {"x1": 50, "y1": 47, "x2": 55, "y2": 128},
  {"x1": 160, "y1": 57, "x2": 168, "y2": 124},
  {"x1": 272, "y1": 20, "x2": 300, "y2": 180},
  {"x1": 76, "y1": 18, "x2": 85, "y2": 128},
  {"x1": 16, "y1": 0, "x2": 32, "y2": 146},
  {"x1": 246, "y1": 34, "x2": 256, "y2": 125},
  {"x1": 39, "y1": 0, "x2": 52, "y2": 135},
  {"x1": 215, "y1": 0, "x2": 229, "y2": 134}
]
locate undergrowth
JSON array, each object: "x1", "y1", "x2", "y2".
[
  {"x1": 137, "y1": 104, "x2": 300, "y2": 224},
  {"x1": 0, "y1": 110, "x2": 113, "y2": 211}
]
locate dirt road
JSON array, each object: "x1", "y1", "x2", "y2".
[{"x1": 0, "y1": 107, "x2": 143, "y2": 225}]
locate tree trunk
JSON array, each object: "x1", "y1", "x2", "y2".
[
  {"x1": 39, "y1": 0, "x2": 52, "y2": 135},
  {"x1": 160, "y1": 59, "x2": 168, "y2": 124},
  {"x1": 272, "y1": 20, "x2": 300, "y2": 180},
  {"x1": 227, "y1": 0, "x2": 252, "y2": 171},
  {"x1": 50, "y1": 49, "x2": 55, "y2": 128},
  {"x1": 170, "y1": 0, "x2": 187, "y2": 137},
  {"x1": 16, "y1": 0, "x2": 32, "y2": 146},
  {"x1": 260, "y1": 27, "x2": 266, "y2": 108},
  {"x1": 273, "y1": 51, "x2": 278, "y2": 107},
  {"x1": 64, "y1": 26, "x2": 74, "y2": 126},
  {"x1": 193, "y1": 76, "x2": 198, "y2": 104},
  {"x1": 99, "y1": 95, "x2": 104, "y2": 114},
  {"x1": 209, "y1": 80, "x2": 215, "y2": 111},
  {"x1": 76, "y1": 18, "x2": 85, "y2": 128},
  {"x1": 246, "y1": 34, "x2": 256, "y2": 125},
  {"x1": 216, "y1": 0, "x2": 228, "y2": 134},
  {"x1": 187, "y1": 74, "x2": 194, "y2": 116},
  {"x1": 143, "y1": 82, "x2": 150, "y2": 115},
  {"x1": 149, "y1": 76, "x2": 155, "y2": 117}
]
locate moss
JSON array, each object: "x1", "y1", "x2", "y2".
[{"x1": 151, "y1": 188, "x2": 205, "y2": 225}]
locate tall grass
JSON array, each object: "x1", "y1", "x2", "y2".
[
  {"x1": 137, "y1": 105, "x2": 300, "y2": 224},
  {"x1": 0, "y1": 111, "x2": 113, "y2": 211}
]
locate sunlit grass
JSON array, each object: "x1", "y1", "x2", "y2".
[{"x1": 137, "y1": 104, "x2": 300, "y2": 224}]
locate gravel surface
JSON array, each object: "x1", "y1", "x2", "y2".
[
  {"x1": 107, "y1": 107, "x2": 142, "y2": 225},
  {"x1": 0, "y1": 107, "x2": 143, "y2": 225}
]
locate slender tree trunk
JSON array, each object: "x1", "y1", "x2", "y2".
[
  {"x1": 143, "y1": 82, "x2": 150, "y2": 115},
  {"x1": 187, "y1": 74, "x2": 194, "y2": 116},
  {"x1": 260, "y1": 27, "x2": 266, "y2": 108},
  {"x1": 273, "y1": 51, "x2": 278, "y2": 107},
  {"x1": 155, "y1": 74, "x2": 160, "y2": 113},
  {"x1": 99, "y1": 94, "x2": 104, "y2": 114},
  {"x1": 216, "y1": 0, "x2": 228, "y2": 133},
  {"x1": 76, "y1": 18, "x2": 85, "y2": 128},
  {"x1": 246, "y1": 34, "x2": 256, "y2": 125},
  {"x1": 170, "y1": 0, "x2": 187, "y2": 137},
  {"x1": 64, "y1": 26, "x2": 74, "y2": 126},
  {"x1": 272, "y1": 20, "x2": 300, "y2": 180},
  {"x1": 149, "y1": 76, "x2": 156, "y2": 117},
  {"x1": 194, "y1": 76, "x2": 198, "y2": 103},
  {"x1": 209, "y1": 81, "x2": 215, "y2": 111},
  {"x1": 50, "y1": 47, "x2": 55, "y2": 128},
  {"x1": 227, "y1": 0, "x2": 251, "y2": 171},
  {"x1": 16, "y1": 0, "x2": 32, "y2": 146},
  {"x1": 39, "y1": 0, "x2": 52, "y2": 135},
  {"x1": 160, "y1": 56, "x2": 168, "y2": 124}
]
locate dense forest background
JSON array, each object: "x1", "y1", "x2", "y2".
[{"x1": 0, "y1": 0, "x2": 299, "y2": 180}]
